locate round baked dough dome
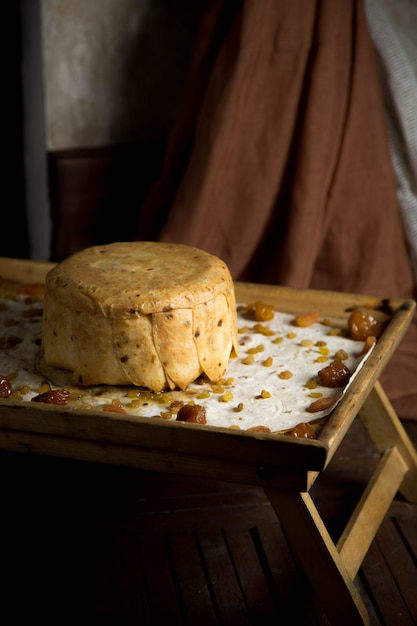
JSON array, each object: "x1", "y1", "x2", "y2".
[{"x1": 42, "y1": 241, "x2": 239, "y2": 391}]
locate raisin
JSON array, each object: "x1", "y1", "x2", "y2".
[
  {"x1": 254, "y1": 301, "x2": 275, "y2": 321},
  {"x1": 317, "y1": 361, "x2": 351, "y2": 388},
  {"x1": 31, "y1": 389, "x2": 70, "y2": 405},
  {"x1": 348, "y1": 308, "x2": 382, "y2": 341},
  {"x1": 176, "y1": 403, "x2": 207, "y2": 424},
  {"x1": 334, "y1": 349, "x2": 349, "y2": 361},
  {"x1": 0, "y1": 375, "x2": 12, "y2": 398},
  {"x1": 170, "y1": 400, "x2": 185, "y2": 410}
]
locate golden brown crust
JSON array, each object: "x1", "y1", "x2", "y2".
[
  {"x1": 45, "y1": 241, "x2": 234, "y2": 317},
  {"x1": 192, "y1": 293, "x2": 235, "y2": 381},
  {"x1": 152, "y1": 307, "x2": 201, "y2": 390},
  {"x1": 42, "y1": 242, "x2": 238, "y2": 391}
]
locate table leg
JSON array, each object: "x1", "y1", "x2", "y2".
[
  {"x1": 265, "y1": 488, "x2": 370, "y2": 625},
  {"x1": 359, "y1": 381, "x2": 417, "y2": 504}
]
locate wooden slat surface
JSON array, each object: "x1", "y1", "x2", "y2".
[{"x1": 0, "y1": 418, "x2": 415, "y2": 625}]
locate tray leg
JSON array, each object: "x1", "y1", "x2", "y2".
[
  {"x1": 359, "y1": 381, "x2": 417, "y2": 504},
  {"x1": 335, "y1": 444, "x2": 408, "y2": 579},
  {"x1": 264, "y1": 381, "x2": 417, "y2": 624},
  {"x1": 265, "y1": 488, "x2": 370, "y2": 626}
]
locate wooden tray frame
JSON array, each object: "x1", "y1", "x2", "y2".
[{"x1": 1, "y1": 257, "x2": 416, "y2": 625}]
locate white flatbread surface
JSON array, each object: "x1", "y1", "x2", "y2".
[{"x1": 0, "y1": 295, "x2": 372, "y2": 433}]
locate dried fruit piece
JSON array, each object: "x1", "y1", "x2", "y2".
[
  {"x1": 0, "y1": 336, "x2": 22, "y2": 350},
  {"x1": 294, "y1": 311, "x2": 319, "y2": 328},
  {"x1": 196, "y1": 391, "x2": 211, "y2": 399},
  {"x1": 22, "y1": 307, "x2": 43, "y2": 318},
  {"x1": 253, "y1": 323, "x2": 275, "y2": 336},
  {"x1": 307, "y1": 396, "x2": 336, "y2": 413},
  {"x1": 18, "y1": 283, "x2": 45, "y2": 298},
  {"x1": 242, "y1": 355, "x2": 255, "y2": 365},
  {"x1": 317, "y1": 361, "x2": 351, "y2": 388},
  {"x1": 101, "y1": 401, "x2": 127, "y2": 414},
  {"x1": 254, "y1": 301, "x2": 275, "y2": 321},
  {"x1": 334, "y1": 349, "x2": 349, "y2": 361},
  {"x1": 31, "y1": 388, "x2": 70, "y2": 405},
  {"x1": 361, "y1": 335, "x2": 377, "y2": 354},
  {"x1": 0, "y1": 375, "x2": 12, "y2": 398},
  {"x1": 287, "y1": 423, "x2": 317, "y2": 439},
  {"x1": 247, "y1": 425, "x2": 271, "y2": 433},
  {"x1": 247, "y1": 344, "x2": 265, "y2": 354},
  {"x1": 220, "y1": 391, "x2": 234, "y2": 402},
  {"x1": 170, "y1": 400, "x2": 185, "y2": 412},
  {"x1": 176, "y1": 403, "x2": 207, "y2": 424},
  {"x1": 255, "y1": 389, "x2": 271, "y2": 399},
  {"x1": 348, "y1": 308, "x2": 382, "y2": 341}
]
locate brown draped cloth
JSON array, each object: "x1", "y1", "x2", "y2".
[{"x1": 136, "y1": 0, "x2": 417, "y2": 421}]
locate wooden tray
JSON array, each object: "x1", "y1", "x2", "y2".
[
  {"x1": 1, "y1": 256, "x2": 416, "y2": 625},
  {"x1": 0, "y1": 257, "x2": 413, "y2": 488}
]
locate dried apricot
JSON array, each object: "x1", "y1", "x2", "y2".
[
  {"x1": 361, "y1": 335, "x2": 377, "y2": 354},
  {"x1": 101, "y1": 400, "x2": 127, "y2": 414},
  {"x1": 348, "y1": 308, "x2": 382, "y2": 341},
  {"x1": 317, "y1": 361, "x2": 351, "y2": 388},
  {"x1": 0, "y1": 375, "x2": 12, "y2": 398},
  {"x1": 294, "y1": 311, "x2": 319, "y2": 327},
  {"x1": 31, "y1": 388, "x2": 70, "y2": 405},
  {"x1": 287, "y1": 423, "x2": 317, "y2": 439},
  {"x1": 176, "y1": 403, "x2": 207, "y2": 424},
  {"x1": 18, "y1": 283, "x2": 45, "y2": 298},
  {"x1": 247, "y1": 425, "x2": 271, "y2": 433},
  {"x1": 307, "y1": 396, "x2": 336, "y2": 413}
]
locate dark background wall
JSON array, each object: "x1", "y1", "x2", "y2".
[{"x1": 7, "y1": 0, "x2": 209, "y2": 262}]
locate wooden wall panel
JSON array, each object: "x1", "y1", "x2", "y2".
[{"x1": 48, "y1": 141, "x2": 165, "y2": 261}]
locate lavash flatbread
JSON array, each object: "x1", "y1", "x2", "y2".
[{"x1": 42, "y1": 241, "x2": 238, "y2": 391}]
